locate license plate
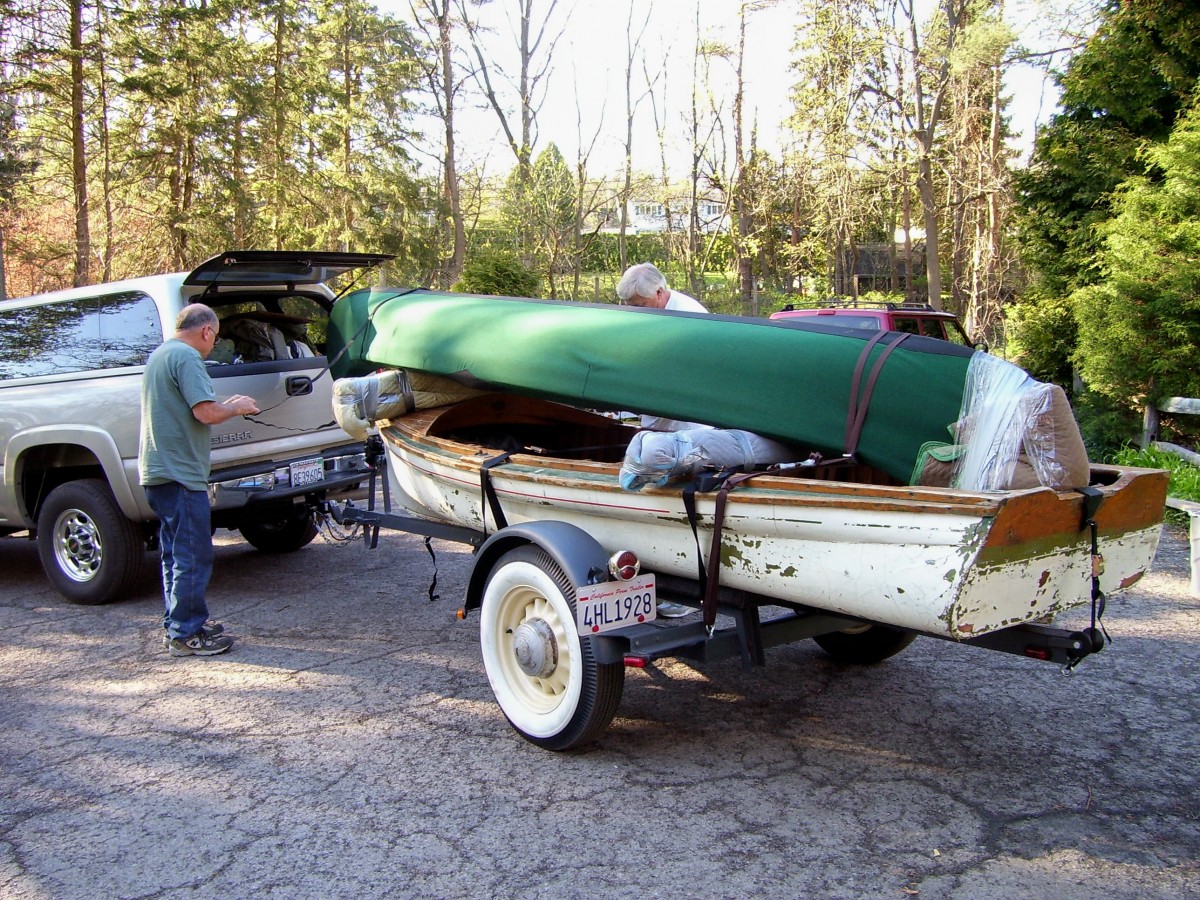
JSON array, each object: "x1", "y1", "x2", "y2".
[
  {"x1": 290, "y1": 458, "x2": 325, "y2": 487},
  {"x1": 576, "y1": 574, "x2": 656, "y2": 635}
]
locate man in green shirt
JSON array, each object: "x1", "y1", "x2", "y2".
[{"x1": 139, "y1": 304, "x2": 258, "y2": 656}]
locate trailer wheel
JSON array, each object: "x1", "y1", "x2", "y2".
[
  {"x1": 36, "y1": 478, "x2": 148, "y2": 605},
  {"x1": 479, "y1": 545, "x2": 624, "y2": 750},
  {"x1": 813, "y1": 623, "x2": 916, "y2": 665}
]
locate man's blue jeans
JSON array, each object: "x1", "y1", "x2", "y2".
[{"x1": 145, "y1": 483, "x2": 214, "y2": 641}]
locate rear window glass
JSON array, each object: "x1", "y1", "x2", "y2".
[
  {"x1": 918, "y1": 318, "x2": 946, "y2": 339},
  {"x1": 807, "y1": 313, "x2": 881, "y2": 331},
  {"x1": 0, "y1": 291, "x2": 162, "y2": 380},
  {"x1": 891, "y1": 317, "x2": 923, "y2": 336}
]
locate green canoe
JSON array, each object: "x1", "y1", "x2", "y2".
[{"x1": 328, "y1": 289, "x2": 976, "y2": 483}]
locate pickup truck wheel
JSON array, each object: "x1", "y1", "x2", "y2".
[
  {"x1": 479, "y1": 545, "x2": 624, "y2": 751},
  {"x1": 813, "y1": 623, "x2": 917, "y2": 665},
  {"x1": 36, "y1": 479, "x2": 147, "y2": 605},
  {"x1": 239, "y1": 509, "x2": 318, "y2": 553}
]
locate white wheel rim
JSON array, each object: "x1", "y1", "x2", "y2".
[
  {"x1": 52, "y1": 508, "x2": 103, "y2": 583},
  {"x1": 480, "y1": 560, "x2": 583, "y2": 739}
]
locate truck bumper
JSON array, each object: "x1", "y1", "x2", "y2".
[{"x1": 208, "y1": 443, "x2": 371, "y2": 510}]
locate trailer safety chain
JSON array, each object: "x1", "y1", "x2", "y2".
[
  {"x1": 1062, "y1": 486, "x2": 1110, "y2": 676},
  {"x1": 313, "y1": 504, "x2": 361, "y2": 545}
]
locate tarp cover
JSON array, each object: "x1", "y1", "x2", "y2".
[{"x1": 328, "y1": 289, "x2": 976, "y2": 483}]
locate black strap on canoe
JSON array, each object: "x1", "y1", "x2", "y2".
[
  {"x1": 1067, "y1": 486, "x2": 1110, "y2": 672},
  {"x1": 480, "y1": 452, "x2": 512, "y2": 534},
  {"x1": 395, "y1": 369, "x2": 417, "y2": 416},
  {"x1": 844, "y1": 331, "x2": 911, "y2": 460}
]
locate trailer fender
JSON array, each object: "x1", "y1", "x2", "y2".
[{"x1": 463, "y1": 520, "x2": 611, "y2": 613}]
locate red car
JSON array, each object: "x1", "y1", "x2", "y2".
[{"x1": 770, "y1": 301, "x2": 973, "y2": 346}]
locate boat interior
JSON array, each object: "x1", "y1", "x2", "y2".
[{"x1": 419, "y1": 393, "x2": 906, "y2": 486}]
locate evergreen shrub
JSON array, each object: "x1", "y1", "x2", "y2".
[{"x1": 454, "y1": 250, "x2": 541, "y2": 298}]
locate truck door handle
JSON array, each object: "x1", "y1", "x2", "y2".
[{"x1": 286, "y1": 376, "x2": 313, "y2": 396}]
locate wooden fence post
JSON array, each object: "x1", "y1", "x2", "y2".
[{"x1": 1141, "y1": 404, "x2": 1159, "y2": 449}]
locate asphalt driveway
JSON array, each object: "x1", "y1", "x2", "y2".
[{"x1": 2, "y1": 521, "x2": 1198, "y2": 899}]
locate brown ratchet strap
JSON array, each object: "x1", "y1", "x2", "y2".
[
  {"x1": 843, "y1": 331, "x2": 911, "y2": 461},
  {"x1": 697, "y1": 470, "x2": 760, "y2": 631}
]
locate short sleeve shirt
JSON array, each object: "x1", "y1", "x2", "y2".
[
  {"x1": 664, "y1": 291, "x2": 708, "y2": 313},
  {"x1": 138, "y1": 339, "x2": 216, "y2": 491}
]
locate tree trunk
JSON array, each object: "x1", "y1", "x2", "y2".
[
  {"x1": 902, "y1": 181, "x2": 914, "y2": 303},
  {"x1": 438, "y1": 0, "x2": 465, "y2": 285},
  {"x1": 916, "y1": 147, "x2": 941, "y2": 309},
  {"x1": 734, "y1": 5, "x2": 752, "y2": 307},
  {"x1": 273, "y1": 7, "x2": 287, "y2": 251},
  {"x1": 70, "y1": 0, "x2": 90, "y2": 286},
  {"x1": 96, "y1": 1, "x2": 114, "y2": 282}
]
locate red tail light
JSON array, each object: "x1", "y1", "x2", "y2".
[{"x1": 608, "y1": 550, "x2": 640, "y2": 581}]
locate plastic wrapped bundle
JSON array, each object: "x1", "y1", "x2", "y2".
[
  {"x1": 332, "y1": 369, "x2": 484, "y2": 440},
  {"x1": 947, "y1": 354, "x2": 1090, "y2": 492},
  {"x1": 620, "y1": 428, "x2": 798, "y2": 492}
]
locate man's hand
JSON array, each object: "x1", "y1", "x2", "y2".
[
  {"x1": 192, "y1": 394, "x2": 260, "y2": 425},
  {"x1": 224, "y1": 394, "x2": 260, "y2": 416}
]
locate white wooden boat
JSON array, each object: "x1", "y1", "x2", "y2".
[
  {"x1": 378, "y1": 393, "x2": 1166, "y2": 640},
  {"x1": 338, "y1": 392, "x2": 1166, "y2": 750}
]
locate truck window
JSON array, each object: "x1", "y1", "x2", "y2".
[
  {"x1": 918, "y1": 319, "x2": 946, "y2": 339},
  {"x1": 0, "y1": 291, "x2": 162, "y2": 380},
  {"x1": 943, "y1": 321, "x2": 972, "y2": 346}
]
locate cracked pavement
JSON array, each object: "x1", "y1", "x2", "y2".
[{"x1": 1, "y1": 521, "x2": 1198, "y2": 898}]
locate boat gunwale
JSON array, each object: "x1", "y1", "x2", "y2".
[{"x1": 378, "y1": 397, "x2": 1168, "y2": 530}]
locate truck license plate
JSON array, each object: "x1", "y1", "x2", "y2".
[
  {"x1": 577, "y1": 574, "x2": 656, "y2": 635},
  {"x1": 290, "y1": 458, "x2": 325, "y2": 487}
]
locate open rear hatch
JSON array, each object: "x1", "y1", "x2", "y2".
[{"x1": 185, "y1": 250, "x2": 394, "y2": 295}]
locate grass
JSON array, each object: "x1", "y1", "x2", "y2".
[{"x1": 1112, "y1": 444, "x2": 1200, "y2": 526}]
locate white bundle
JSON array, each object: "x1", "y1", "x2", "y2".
[
  {"x1": 332, "y1": 369, "x2": 484, "y2": 440},
  {"x1": 619, "y1": 427, "x2": 797, "y2": 492},
  {"x1": 951, "y1": 353, "x2": 1090, "y2": 492}
]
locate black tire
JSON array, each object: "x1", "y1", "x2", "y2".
[
  {"x1": 479, "y1": 545, "x2": 625, "y2": 751},
  {"x1": 813, "y1": 624, "x2": 917, "y2": 665},
  {"x1": 239, "y1": 508, "x2": 319, "y2": 553},
  {"x1": 35, "y1": 478, "x2": 148, "y2": 605}
]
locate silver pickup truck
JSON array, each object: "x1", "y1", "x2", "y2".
[{"x1": 0, "y1": 250, "x2": 389, "y2": 604}]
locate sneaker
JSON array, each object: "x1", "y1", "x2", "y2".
[
  {"x1": 656, "y1": 600, "x2": 695, "y2": 618},
  {"x1": 168, "y1": 630, "x2": 234, "y2": 657},
  {"x1": 162, "y1": 622, "x2": 225, "y2": 650}
]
